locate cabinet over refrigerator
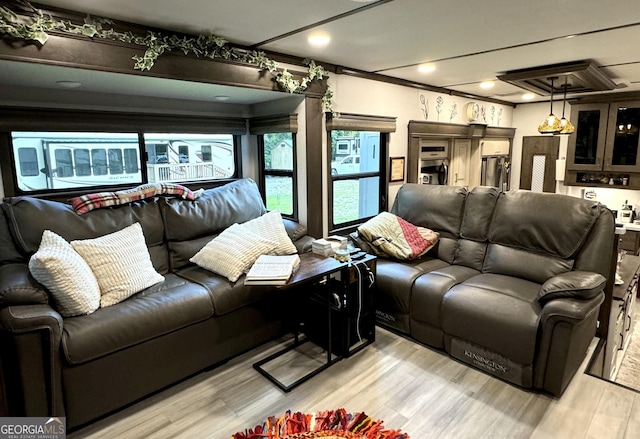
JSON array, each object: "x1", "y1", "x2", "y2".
[{"x1": 480, "y1": 140, "x2": 510, "y2": 191}]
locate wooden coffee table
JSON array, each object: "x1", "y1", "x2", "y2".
[{"x1": 253, "y1": 252, "x2": 376, "y2": 392}]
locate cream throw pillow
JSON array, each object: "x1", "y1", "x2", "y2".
[
  {"x1": 242, "y1": 210, "x2": 297, "y2": 256},
  {"x1": 71, "y1": 223, "x2": 164, "y2": 307},
  {"x1": 29, "y1": 230, "x2": 101, "y2": 317},
  {"x1": 190, "y1": 223, "x2": 278, "y2": 282}
]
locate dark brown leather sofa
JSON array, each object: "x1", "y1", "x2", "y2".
[
  {"x1": 355, "y1": 184, "x2": 614, "y2": 396},
  {"x1": 0, "y1": 178, "x2": 312, "y2": 428}
]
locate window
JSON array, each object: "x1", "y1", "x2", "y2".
[
  {"x1": 326, "y1": 113, "x2": 396, "y2": 232},
  {"x1": 17, "y1": 147, "x2": 39, "y2": 177},
  {"x1": 143, "y1": 133, "x2": 235, "y2": 183},
  {"x1": 6, "y1": 117, "x2": 242, "y2": 195},
  {"x1": 250, "y1": 114, "x2": 299, "y2": 219},
  {"x1": 91, "y1": 148, "x2": 108, "y2": 176},
  {"x1": 261, "y1": 132, "x2": 295, "y2": 216},
  {"x1": 108, "y1": 148, "x2": 124, "y2": 175},
  {"x1": 124, "y1": 149, "x2": 138, "y2": 174},
  {"x1": 10, "y1": 132, "x2": 142, "y2": 192},
  {"x1": 330, "y1": 130, "x2": 384, "y2": 228},
  {"x1": 54, "y1": 149, "x2": 74, "y2": 177},
  {"x1": 74, "y1": 149, "x2": 91, "y2": 176}
]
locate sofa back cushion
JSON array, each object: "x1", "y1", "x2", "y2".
[
  {"x1": 485, "y1": 190, "x2": 602, "y2": 283},
  {"x1": 161, "y1": 178, "x2": 267, "y2": 270},
  {"x1": 489, "y1": 190, "x2": 600, "y2": 259},
  {"x1": 483, "y1": 244, "x2": 574, "y2": 284},
  {"x1": 0, "y1": 208, "x2": 23, "y2": 264},
  {"x1": 460, "y1": 186, "x2": 500, "y2": 240},
  {"x1": 2, "y1": 197, "x2": 168, "y2": 273},
  {"x1": 453, "y1": 186, "x2": 500, "y2": 270},
  {"x1": 391, "y1": 184, "x2": 467, "y2": 263},
  {"x1": 573, "y1": 205, "x2": 615, "y2": 278}
]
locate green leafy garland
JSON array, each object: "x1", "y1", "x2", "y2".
[{"x1": 0, "y1": 0, "x2": 334, "y2": 111}]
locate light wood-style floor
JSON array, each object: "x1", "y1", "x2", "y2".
[{"x1": 68, "y1": 327, "x2": 640, "y2": 439}]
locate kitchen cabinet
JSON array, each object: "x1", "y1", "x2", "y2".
[
  {"x1": 603, "y1": 254, "x2": 640, "y2": 380},
  {"x1": 619, "y1": 229, "x2": 640, "y2": 255},
  {"x1": 480, "y1": 139, "x2": 510, "y2": 156},
  {"x1": 566, "y1": 100, "x2": 640, "y2": 186},
  {"x1": 450, "y1": 138, "x2": 471, "y2": 186},
  {"x1": 605, "y1": 101, "x2": 640, "y2": 172},
  {"x1": 566, "y1": 103, "x2": 609, "y2": 172}
]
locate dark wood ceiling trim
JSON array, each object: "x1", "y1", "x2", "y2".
[
  {"x1": 261, "y1": 51, "x2": 514, "y2": 106},
  {"x1": 497, "y1": 61, "x2": 616, "y2": 95},
  {"x1": 250, "y1": 0, "x2": 395, "y2": 48},
  {"x1": 0, "y1": 33, "x2": 326, "y2": 98},
  {"x1": 375, "y1": 21, "x2": 640, "y2": 73}
]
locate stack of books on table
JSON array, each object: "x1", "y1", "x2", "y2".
[
  {"x1": 311, "y1": 236, "x2": 348, "y2": 257},
  {"x1": 244, "y1": 254, "x2": 301, "y2": 286}
]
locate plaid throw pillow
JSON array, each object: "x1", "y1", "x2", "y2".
[{"x1": 69, "y1": 183, "x2": 197, "y2": 214}]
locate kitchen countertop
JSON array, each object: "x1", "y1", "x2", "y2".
[{"x1": 620, "y1": 222, "x2": 640, "y2": 232}]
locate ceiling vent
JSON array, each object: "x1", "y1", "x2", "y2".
[{"x1": 497, "y1": 61, "x2": 617, "y2": 95}]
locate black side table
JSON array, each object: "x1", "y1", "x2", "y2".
[{"x1": 252, "y1": 252, "x2": 376, "y2": 392}]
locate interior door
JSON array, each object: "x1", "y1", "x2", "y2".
[
  {"x1": 450, "y1": 138, "x2": 471, "y2": 186},
  {"x1": 520, "y1": 136, "x2": 560, "y2": 192}
]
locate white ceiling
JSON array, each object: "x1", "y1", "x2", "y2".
[{"x1": 6, "y1": 0, "x2": 640, "y2": 104}]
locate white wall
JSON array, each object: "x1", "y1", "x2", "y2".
[
  {"x1": 330, "y1": 74, "x2": 514, "y2": 210},
  {"x1": 510, "y1": 101, "x2": 570, "y2": 191},
  {"x1": 511, "y1": 101, "x2": 640, "y2": 213}
]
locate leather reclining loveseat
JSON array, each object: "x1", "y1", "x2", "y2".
[
  {"x1": 0, "y1": 178, "x2": 312, "y2": 428},
  {"x1": 355, "y1": 184, "x2": 614, "y2": 396}
]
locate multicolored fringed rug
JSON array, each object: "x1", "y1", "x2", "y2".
[{"x1": 232, "y1": 408, "x2": 410, "y2": 438}]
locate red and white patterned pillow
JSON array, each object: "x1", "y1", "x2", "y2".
[
  {"x1": 69, "y1": 183, "x2": 197, "y2": 214},
  {"x1": 357, "y1": 211, "x2": 439, "y2": 260}
]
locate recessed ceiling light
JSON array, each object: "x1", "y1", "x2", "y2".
[
  {"x1": 522, "y1": 93, "x2": 536, "y2": 101},
  {"x1": 308, "y1": 34, "x2": 330, "y2": 47},
  {"x1": 56, "y1": 80, "x2": 82, "y2": 88},
  {"x1": 418, "y1": 64, "x2": 436, "y2": 74},
  {"x1": 214, "y1": 95, "x2": 230, "y2": 102},
  {"x1": 479, "y1": 81, "x2": 495, "y2": 89}
]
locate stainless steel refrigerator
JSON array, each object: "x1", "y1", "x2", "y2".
[{"x1": 481, "y1": 155, "x2": 510, "y2": 191}]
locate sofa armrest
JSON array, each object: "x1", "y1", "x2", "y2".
[
  {"x1": 0, "y1": 264, "x2": 50, "y2": 308},
  {"x1": 0, "y1": 305, "x2": 65, "y2": 417},
  {"x1": 349, "y1": 231, "x2": 374, "y2": 254},
  {"x1": 537, "y1": 271, "x2": 606, "y2": 305},
  {"x1": 534, "y1": 293, "x2": 603, "y2": 396},
  {"x1": 294, "y1": 235, "x2": 315, "y2": 253},
  {"x1": 283, "y1": 218, "x2": 307, "y2": 242}
]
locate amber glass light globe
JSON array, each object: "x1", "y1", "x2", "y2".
[
  {"x1": 538, "y1": 114, "x2": 561, "y2": 134},
  {"x1": 559, "y1": 117, "x2": 575, "y2": 134}
]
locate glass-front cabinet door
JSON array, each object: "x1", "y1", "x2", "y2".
[
  {"x1": 566, "y1": 103, "x2": 609, "y2": 171},
  {"x1": 604, "y1": 101, "x2": 640, "y2": 172}
]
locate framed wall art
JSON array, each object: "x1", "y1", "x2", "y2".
[{"x1": 389, "y1": 156, "x2": 405, "y2": 182}]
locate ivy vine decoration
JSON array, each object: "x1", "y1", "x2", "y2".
[{"x1": 0, "y1": 1, "x2": 334, "y2": 112}]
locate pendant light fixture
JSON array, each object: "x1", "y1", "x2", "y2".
[
  {"x1": 537, "y1": 77, "x2": 562, "y2": 134},
  {"x1": 558, "y1": 76, "x2": 575, "y2": 134}
]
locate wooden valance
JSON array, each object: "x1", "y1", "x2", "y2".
[
  {"x1": 248, "y1": 114, "x2": 298, "y2": 135},
  {"x1": 326, "y1": 113, "x2": 396, "y2": 133}
]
